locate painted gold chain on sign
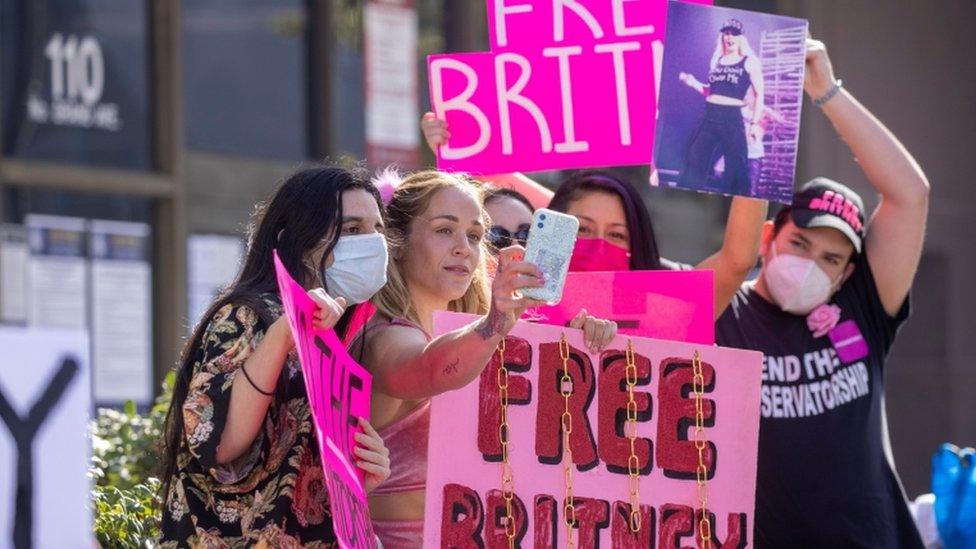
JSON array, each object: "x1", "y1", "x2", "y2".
[
  {"x1": 692, "y1": 350, "x2": 712, "y2": 547},
  {"x1": 624, "y1": 340, "x2": 643, "y2": 532},
  {"x1": 559, "y1": 334, "x2": 576, "y2": 549},
  {"x1": 496, "y1": 338, "x2": 516, "y2": 548}
]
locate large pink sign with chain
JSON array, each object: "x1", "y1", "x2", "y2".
[{"x1": 424, "y1": 311, "x2": 762, "y2": 547}]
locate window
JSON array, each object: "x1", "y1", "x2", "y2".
[
  {"x1": 1, "y1": 0, "x2": 153, "y2": 169},
  {"x1": 182, "y1": 0, "x2": 309, "y2": 160}
]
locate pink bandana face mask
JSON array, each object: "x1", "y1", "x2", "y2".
[{"x1": 568, "y1": 238, "x2": 631, "y2": 272}]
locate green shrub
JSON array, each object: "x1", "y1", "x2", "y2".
[
  {"x1": 91, "y1": 479, "x2": 161, "y2": 549},
  {"x1": 90, "y1": 372, "x2": 173, "y2": 548}
]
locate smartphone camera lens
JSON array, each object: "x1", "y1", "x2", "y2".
[
  {"x1": 540, "y1": 214, "x2": 547, "y2": 220},
  {"x1": 537, "y1": 222, "x2": 544, "y2": 229}
]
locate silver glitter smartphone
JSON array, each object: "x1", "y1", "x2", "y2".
[{"x1": 521, "y1": 208, "x2": 579, "y2": 305}]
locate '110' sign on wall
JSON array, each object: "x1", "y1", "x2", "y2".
[{"x1": 29, "y1": 33, "x2": 120, "y2": 131}]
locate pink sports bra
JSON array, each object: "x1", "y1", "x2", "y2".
[{"x1": 362, "y1": 317, "x2": 432, "y2": 496}]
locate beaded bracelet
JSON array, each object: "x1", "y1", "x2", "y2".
[{"x1": 814, "y1": 79, "x2": 843, "y2": 107}]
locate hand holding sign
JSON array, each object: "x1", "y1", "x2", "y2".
[
  {"x1": 421, "y1": 111, "x2": 450, "y2": 154},
  {"x1": 568, "y1": 308, "x2": 618, "y2": 354},
  {"x1": 308, "y1": 287, "x2": 347, "y2": 331},
  {"x1": 353, "y1": 417, "x2": 392, "y2": 493},
  {"x1": 803, "y1": 37, "x2": 837, "y2": 99},
  {"x1": 274, "y1": 251, "x2": 379, "y2": 549}
]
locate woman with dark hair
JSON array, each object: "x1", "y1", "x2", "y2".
[
  {"x1": 158, "y1": 166, "x2": 391, "y2": 546},
  {"x1": 548, "y1": 170, "x2": 663, "y2": 271},
  {"x1": 421, "y1": 118, "x2": 767, "y2": 318},
  {"x1": 483, "y1": 186, "x2": 534, "y2": 252}
]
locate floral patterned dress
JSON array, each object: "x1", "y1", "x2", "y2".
[{"x1": 160, "y1": 294, "x2": 337, "y2": 548}]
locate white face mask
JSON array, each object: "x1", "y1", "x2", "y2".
[
  {"x1": 324, "y1": 233, "x2": 388, "y2": 305},
  {"x1": 764, "y1": 242, "x2": 842, "y2": 315}
]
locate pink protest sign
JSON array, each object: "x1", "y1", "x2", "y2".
[
  {"x1": 273, "y1": 251, "x2": 376, "y2": 549},
  {"x1": 532, "y1": 270, "x2": 715, "y2": 344},
  {"x1": 428, "y1": 0, "x2": 711, "y2": 174},
  {"x1": 424, "y1": 311, "x2": 763, "y2": 547},
  {"x1": 487, "y1": 0, "x2": 708, "y2": 50}
]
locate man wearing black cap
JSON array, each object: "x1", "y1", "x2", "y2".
[{"x1": 716, "y1": 38, "x2": 929, "y2": 546}]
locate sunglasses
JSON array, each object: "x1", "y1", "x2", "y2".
[{"x1": 487, "y1": 226, "x2": 530, "y2": 250}]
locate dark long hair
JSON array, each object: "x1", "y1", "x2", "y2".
[
  {"x1": 158, "y1": 165, "x2": 381, "y2": 500},
  {"x1": 548, "y1": 170, "x2": 662, "y2": 270},
  {"x1": 484, "y1": 186, "x2": 535, "y2": 213}
]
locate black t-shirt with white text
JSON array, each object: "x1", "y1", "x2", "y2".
[{"x1": 716, "y1": 252, "x2": 923, "y2": 548}]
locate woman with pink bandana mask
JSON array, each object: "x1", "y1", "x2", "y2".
[
  {"x1": 546, "y1": 169, "x2": 767, "y2": 319},
  {"x1": 715, "y1": 37, "x2": 929, "y2": 547},
  {"x1": 420, "y1": 136, "x2": 767, "y2": 321}
]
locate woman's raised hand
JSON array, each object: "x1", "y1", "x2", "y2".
[
  {"x1": 421, "y1": 112, "x2": 450, "y2": 155},
  {"x1": 307, "y1": 288, "x2": 346, "y2": 331},
  {"x1": 804, "y1": 37, "x2": 837, "y2": 99},
  {"x1": 353, "y1": 417, "x2": 392, "y2": 493},
  {"x1": 478, "y1": 246, "x2": 546, "y2": 339},
  {"x1": 569, "y1": 308, "x2": 619, "y2": 354}
]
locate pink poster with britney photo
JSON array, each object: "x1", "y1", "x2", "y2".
[{"x1": 653, "y1": 2, "x2": 808, "y2": 204}]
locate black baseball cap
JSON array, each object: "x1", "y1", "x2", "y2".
[
  {"x1": 790, "y1": 177, "x2": 866, "y2": 253},
  {"x1": 720, "y1": 19, "x2": 743, "y2": 35}
]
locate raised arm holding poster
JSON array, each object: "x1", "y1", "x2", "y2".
[
  {"x1": 428, "y1": 0, "x2": 710, "y2": 174},
  {"x1": 273, "y1": 251, "x2": 376, "y2": 549},
  {"x1": 425, "y1": 311, "x2": 763, "y2": 547}
]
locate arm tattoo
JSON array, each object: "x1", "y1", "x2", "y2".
[
  {"x1": 474, "y1": 307, "x2": 506, "y2": 340},
  {"x1": 443, "y1": 358, "x2": 460, "y2": 375}
]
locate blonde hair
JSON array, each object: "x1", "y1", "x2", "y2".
[
  {"x1": 372, "y1": 170, "x2": 491, "y2": 326},
  {"x1": 710, "y1": 32, "x2": 758, "y2": 70}
]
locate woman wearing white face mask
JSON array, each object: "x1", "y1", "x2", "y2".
[
  {"x1": 324, "y1": 231, "x2": 389, "y2": 305},
  {"x1": 159, "y1": 166, "x2": 392, "y2": 546},
  {"x1": 715, "y1": 38, "x2": 930, "y2": 548}
]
